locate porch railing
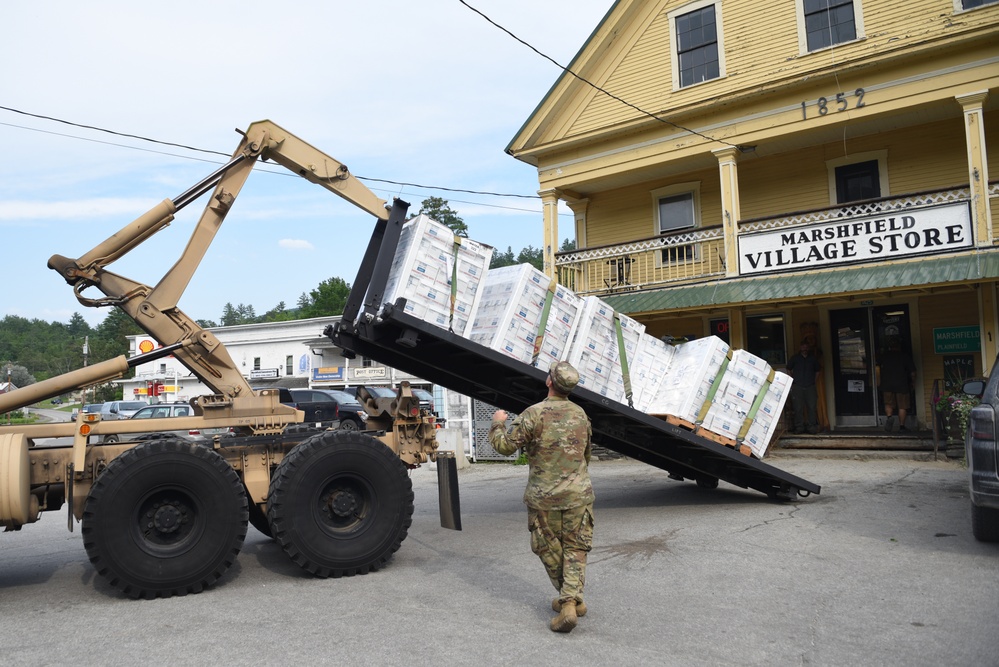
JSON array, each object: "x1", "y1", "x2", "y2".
[
  {"x1": 556, "y1": 226, "x2": 726, "y2": 295},
  {"x1": 556, "y1": 183, "x2": 999, "y2": 297}
]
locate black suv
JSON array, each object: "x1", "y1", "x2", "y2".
[
  {"x1": 964, "y1": 371, "x2": 999, "y2": 542},
  {"x1": 287, "y1": 388, "x2": 367, "y2": 430}
]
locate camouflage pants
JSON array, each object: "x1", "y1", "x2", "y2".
[{"x1": 527, "y1": 504, "x2": 594, "y2": 605}]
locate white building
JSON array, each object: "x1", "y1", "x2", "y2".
[{"x1": 121, "y1": 316, "x2": 474, "y2": 457}]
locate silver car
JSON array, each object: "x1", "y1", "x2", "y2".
[{"x1": 102, "y1": 402, "x2": 228, "y2": 444}]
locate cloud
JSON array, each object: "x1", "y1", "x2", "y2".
[
  {"x1": 279, "y1": 239, "x2": 314, "y2": 250},
  {"x1": 0, "y1": 198, "x2": 158, "y2": 221}
]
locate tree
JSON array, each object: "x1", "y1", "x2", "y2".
[
  {"x1": 561, "y1": 237, "x2": 577, "y2": 252},
  {"x1": 1, "y1": 362, "x2": 35, "y2": 388},
  {"x1": 299, "y1": 277, "x2": 351, "y2": 318},
  {"x1": 517, "y1": 245, "x2": 543, "y2": 271},
  {"x1": 418, "y1": 197, "x2": 468, "y2": 237},
  {"x1": 220, "y1": 303, "x2": 256, "y2": 326},
  {"x1": 490, "y1": 246, "x2": 517, "y2": 269}
]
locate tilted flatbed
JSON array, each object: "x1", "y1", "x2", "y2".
[{"x1": 330, "y1": 202, "x2": 822, "y2": 501}]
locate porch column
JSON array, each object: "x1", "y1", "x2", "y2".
[
  {"x1": 713, "y1": 147, "x2": 742, "y2": 277},
  {"x1": 539, "y1": 188, "x2": 560, "y2": 279},
  {"x1": 565, "y1": 198, "x2": 589, "y2": 249},
  {"x1": 979, "y1": 283, "x2": 999, "y2": 375},
  {"x1": 956, "y1": 91, "x2": 992, "y2": 246},
  {"x1": 727, "y1": 306, "x2": 746, "y2": 350}
]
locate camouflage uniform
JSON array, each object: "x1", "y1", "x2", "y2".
[{"x1": 489, "y1": 378, "x2": 595, "y2": 609}]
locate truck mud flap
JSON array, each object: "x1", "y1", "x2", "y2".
[{"x1": 437, "y1": 453, "x2": 462, "y2": 531}]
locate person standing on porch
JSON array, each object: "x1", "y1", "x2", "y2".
[
  {"x1": 787, "y1": 341, "x2": 821, "y2": 434},
  {"x1": 879, "y1": 338, "x2": 917, "y2": 432}
]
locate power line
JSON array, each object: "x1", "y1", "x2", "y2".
[
  {"x1": 0, "y1": 105, "x2": 545, "y2": 201},
  {"x1": 458, "y1": 0, "x2": 750, "y2": 152}
]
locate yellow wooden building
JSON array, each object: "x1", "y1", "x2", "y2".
[{"x1": 507, "y1": 0, "x2": 999, "y2": 431}]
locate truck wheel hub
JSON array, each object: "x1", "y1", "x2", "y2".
[
  {"x1": 151, "y1": 502, "x2": 185, "y2": 533},
  {"x1": 327, "y1": 489, "x2": 358, "y2": 518}
]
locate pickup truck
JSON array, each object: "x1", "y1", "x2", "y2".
[{"x1": 264, "y1": 387, "x2": 368, "y2": 430}]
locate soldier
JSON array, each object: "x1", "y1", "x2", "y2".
[{"x1": 490, "y1": 361, "x2": 595, "y2": 633}]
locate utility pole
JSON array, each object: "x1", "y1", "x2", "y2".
[
  {"x1": 82, "y1": 336, "x2": 89, "y2": 406},
  {"x1": 6, "y1": 363, "x2": 11, "y2": 425}
]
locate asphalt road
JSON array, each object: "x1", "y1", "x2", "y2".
[{"x1": 1, "y1": 453, "x2": 997, "y2": 666}]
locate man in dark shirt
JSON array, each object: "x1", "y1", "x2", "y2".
[
  {"x1": 879, "y1": 338, "x2": 916, "y2": 432},
  {"x1": 787, "y1": 341, "x2": 820, "y2": 434}
]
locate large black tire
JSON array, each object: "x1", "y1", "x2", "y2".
[
  {"x1": 81, "y1": 439, "x2": 248, "y2": 599},
  {"x1": 971, "y1": 502, "x2": 999, "y2": 542},
  {"x1": 267, "y1": 430, "x2": 414, "y2": 577}
]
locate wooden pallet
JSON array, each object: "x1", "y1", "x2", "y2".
[{"x1": 651, "y1": 414, "x2": 753, "y2": 457}]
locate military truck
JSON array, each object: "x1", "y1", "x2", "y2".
[
  {"x1": 0, "y1": 120, "x2": 820, "y2": 601},
  {"x1": 0, "y1": 121, "x2": 455, "y2": 599}
]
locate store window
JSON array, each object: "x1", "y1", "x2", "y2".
[
  {"x1": 669, "y1": 0, "x2": 725, "y2": 90},
  {"x1": 797, "y1": 0, "x2": 862, "y2": 52},
  {"x1": 746, "y1": 314, "x2": 787, "y2": 366}
]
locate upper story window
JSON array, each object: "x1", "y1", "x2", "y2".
[
  {"x1": 285, "y1": 355, "x2": 294, "y2": 376},
  {"x1": 959, "y1": 0, "x2": 998, "y2": 9},
  {"x1": 827, "y1": 151, "x2": 888, "y2": 204},
  {"x1": 669, "y1": 0, "x2": 725, "y2": 90},
  {"x1": 253, "y1": 357, "x2": 261, "y2": 371},
  {"x1": 798, "y1": 0, "x2": 863, "y2": 53},
  {"x1": 652, "y1": 183, "x2": 701, "y2": 263}
]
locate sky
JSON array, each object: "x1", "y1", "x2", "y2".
[{"x1": 0, "y1": 1, "x2": 612, "y2": 327}]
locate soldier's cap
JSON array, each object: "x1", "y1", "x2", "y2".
[{"x1": 549, "y1": 361, "x2": 580, "y2": 394}]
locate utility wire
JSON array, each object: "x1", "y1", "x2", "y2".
[
  {"x1": 458, "y1": 0, "x2": 749, "y2": 152},
  {"x1": 0, "y1": 104, "x2": 544, "y2": 200}
]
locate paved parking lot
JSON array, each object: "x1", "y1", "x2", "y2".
[{"x1": 1, "y1": 453, "x2": 997, "y2": 665}]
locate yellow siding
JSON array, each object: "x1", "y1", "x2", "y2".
[
  {"x1": 583, "y1": 168, "x2": 721, "y2": 248},
  {"x1": 917, "y1": 291, "x2": 982, "y2": 410},
  {"x1": 563, "y1": 0, "x2": 999, "y2": 144}
]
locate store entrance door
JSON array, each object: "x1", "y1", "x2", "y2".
[{"x1": 829, "y1": 305, "x2": 912, "y2": 427}]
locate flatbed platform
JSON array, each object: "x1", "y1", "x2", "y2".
[{"x1": 330, "y1": 202, "x2": 821, "y2": 500}]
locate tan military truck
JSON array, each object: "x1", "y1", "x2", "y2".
[{"x1": 0, "y1": 121, "x2": 458, "y2": 599}]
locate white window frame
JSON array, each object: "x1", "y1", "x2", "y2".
[
  {"x1": 794, "y1": 0, "x2": 866, "y2": 55},
  {"x1": 651, "y1": 182, "x2": 702, "y2": 267},
  {"x1": 954, "y1": 0, "x2": 999, "y2": 12},
  {"x1": 668, "y1": 0, "x2": 727, "y2": 91},
  {"x1": 825, "y1": 150, "x2": 889, "y2": 205}
]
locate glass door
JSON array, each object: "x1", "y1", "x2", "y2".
[{"x1": 829, "y1": 308, "x2": 877, "y2": 426}]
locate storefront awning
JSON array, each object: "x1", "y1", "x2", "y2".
[{"x1": 603, "y1": 251, "x2": 999, "y2": 315}]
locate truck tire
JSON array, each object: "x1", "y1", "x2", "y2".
[
  {"x1": 81, "y1": 439, "x2": 248, "y2": 599},
  {"x1": 247, "y1": 500, "x2": 273, "y2": 538},
  {"x1": 338, "y1": 419, "x2": 360, "y2": 431},
  {"x1": 267, "y1": 430, "x2": 414, "y2": 577},
  {"x1": 971, "y1": 502, "x2": 999, "y2": 542}
]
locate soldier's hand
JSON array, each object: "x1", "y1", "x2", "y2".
[{"x1": 493, "y1": 410, "x2": 508, "y2": 422}]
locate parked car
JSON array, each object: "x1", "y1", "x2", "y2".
[
  {"x1": 100, "y1": 400, "x2": 148, "y2": 422},
  {"x1": 71, "y1": 402, "x2": 104, "y2": 422},
  {"x1": 287, "y1": 388, "x2": 367, "y2": 430},
  {"x1": 102, "y1": 402, "x2": 229, "y2": 444},
  {"x1": 410, "y1": 388, "x2": 436, "y2": 414},
  {"x1": 964, "y1": 371, "x2": 999, "y2": 542}
]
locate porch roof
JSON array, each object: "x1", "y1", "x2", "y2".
[{"x1": 602, "y1": 251, "x2": 999, "y2": 315}]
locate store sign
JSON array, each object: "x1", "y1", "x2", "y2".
[
  {"x1": 353, "y1": 367, "x2": 386, "y2": 379},
  {"x1": 738, "y1": 201, "x2": 972, "y2": 275},
  {"x1": 313, "y1": 366, "x2": 344, "y2": 382},
  {"x1": 250, "y1": 368, "x2": 279, "y2": 379},
  {"x1": 933, "y1": 326, "x2": 980, "y2": 354}
]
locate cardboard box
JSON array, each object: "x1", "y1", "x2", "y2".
[
  {"x1": 382, "y1": 215, "x2": 492, "y2": 336},
  {"x1": 566, "y1": 296, "x2": 646, "y2": 400},
  {"x1": 469, "y1": 264, "x2": 582, "y2": 368}
]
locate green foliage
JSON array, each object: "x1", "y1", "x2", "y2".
[
  {"x1": 490, "y1": 246, "x2": 517, "y2": 269},
  {"x1": 299, "y1": 277, "x2": 351, "y2": 318},
  {"x1": 220, "y1": 302, "x2": 257, "y2": 326},
  {"x1": 935, "y1": 389, "x2": 980, "y2": 443},
  {"x1": 560, "y1": 237, "x2": 576, "y2": 252},
  {"x1": 419, "y1": 196, "x2": 468, "y2": 237},
  {"x1": 517, "y1": 245, "x2": 543, "y2": 271}
]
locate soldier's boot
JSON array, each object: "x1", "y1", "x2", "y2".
[
  {"x1": 552, "y1": 597, "x2": 587, "y2": 617},
  {"x1": 549, "y1": 599, "x2": 578, "y2": 633}
]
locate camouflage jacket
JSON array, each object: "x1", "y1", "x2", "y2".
[{"x1": 489, "y1": 396, "x2": 594, "y2": 510}]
